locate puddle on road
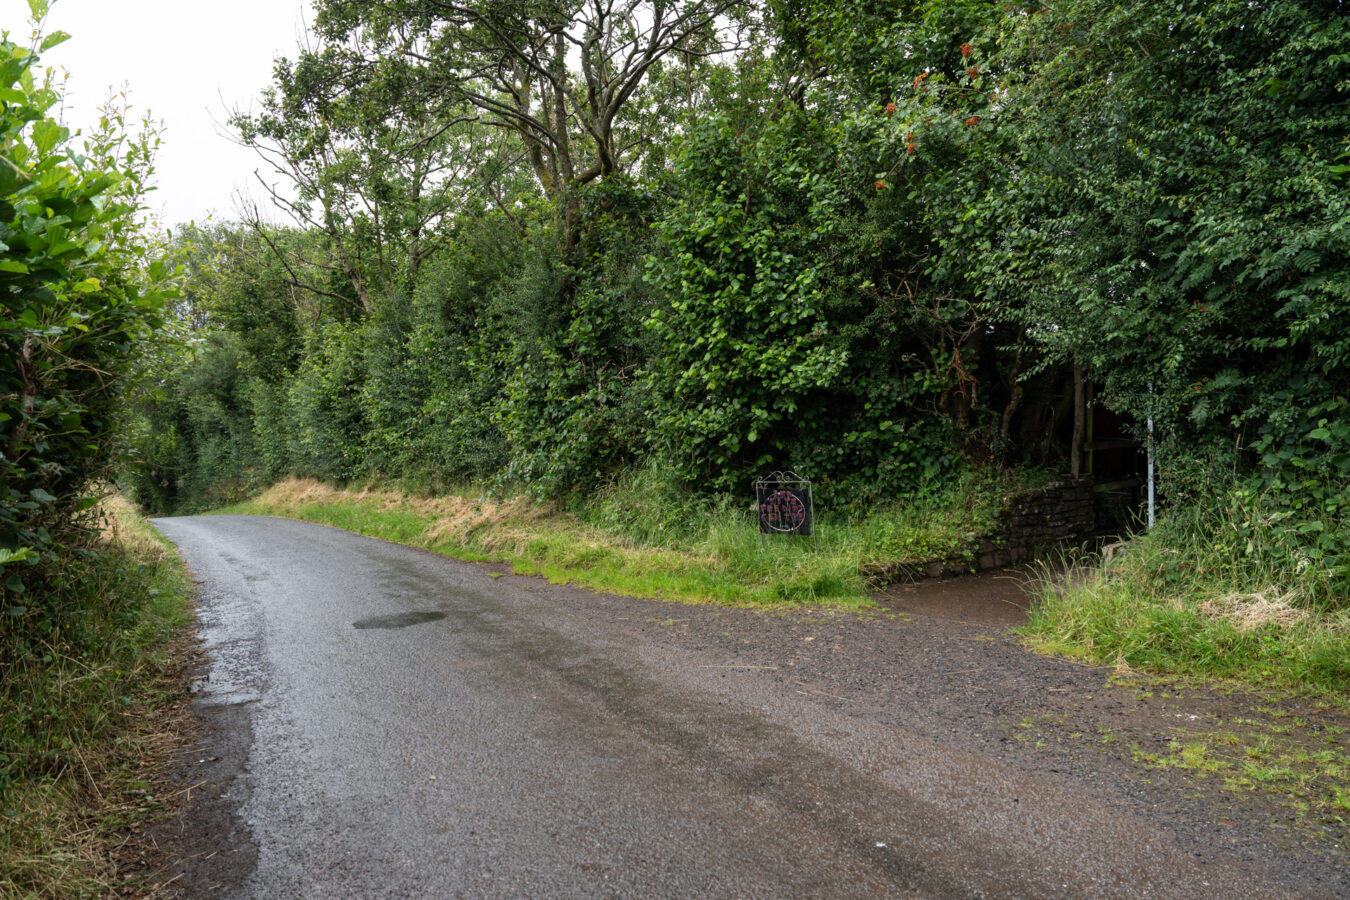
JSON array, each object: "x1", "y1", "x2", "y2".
[
  {"x1": 353, "y1": 611, "x2": 448, "y2": 630},
  {"x1": 873, "y1": 570, "x2": 1032, "y2": 627}
]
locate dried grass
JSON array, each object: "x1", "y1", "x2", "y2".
[
  {"x1": 423, "y1": 497, "x2": 548, "y2": 546},
  {"x1": 1198, "y1": 589, "x2": 1312, "y2": 631},
  {"x1": 256, "y1": 478, "x2": 551, "y2": 549},
  {"x1": 97, "y1": 492, "x2": 172, "y2": 563}
]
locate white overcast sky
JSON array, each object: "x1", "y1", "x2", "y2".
[{"x1": 2, "y1": 0, "x2": 313, "y2": 228}]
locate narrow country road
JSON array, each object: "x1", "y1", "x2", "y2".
[{"x1": 152, "y1": 515, "x2": 1309, "y2": 898}]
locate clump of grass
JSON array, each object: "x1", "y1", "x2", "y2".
[
  {"x1": 848, "y1": 468, "x2": 1019, "y2": 568},
  {"x1": 580, "y1": 461, "x2": 1046, "y2": 569},
  {"x1": 1022, "y1": 505, "x2": 1350, "y2": 698},
  {"x1": 0, "y1": 495, "x2": 194, "y2": 898}
]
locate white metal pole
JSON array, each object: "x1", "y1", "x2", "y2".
[{"x1": 1147, "y1": 384, "x2": 1155, "y2": 529}]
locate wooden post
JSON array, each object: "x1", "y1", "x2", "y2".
[
  {"x1": 1070, "y1": 363, "x2": 1084, "y2": 479},
  {"x1": 1084, "y1": 376, "x2": 1094, "y2": 476}
]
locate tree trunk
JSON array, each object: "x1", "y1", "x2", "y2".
[
  {"x1": 999, "y1": 331, "x2": 1026, "y2": 441},
  {"x1": 8, "y1": 337, "x2": 37, "y2": 460},
  {"x1": 1070, "y1": 362, "x2": 1084, "y2": 479}
]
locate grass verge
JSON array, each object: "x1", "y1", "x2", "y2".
[
  {"x1": 215, "y1": 468, "x2": 1032, "y2": 608},
  {"x1": 219, "y1": 478, "x2": 871, "y2": 607},
  {"x1": 1022, "y1": 506, "x2": 1350, "y2": 700},
  {"x1": 0, "y1": 495, "x2": 195, "y2": 899}
]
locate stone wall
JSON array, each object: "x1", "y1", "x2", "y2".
[
  {"x1": 865, "y1": 478, "x2": 1096, "y2": 584},
  {"x1": 975, "y1": 477, "x2": 1095, "y2": 568}
]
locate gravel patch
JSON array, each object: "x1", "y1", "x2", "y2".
[{"x1": 503, "y1": 565, "x2": 1350, "y2": 897}]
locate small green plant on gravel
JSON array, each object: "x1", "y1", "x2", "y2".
[
  {"x1": 1132, "y1": 714, "x2": 1350, "y2": 830},
  {"x1": 1176, "y1": 743, "x2": 1228, "y2": 776}
]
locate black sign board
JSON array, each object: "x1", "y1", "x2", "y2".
[{"x1": 755, "y1": 472, "x2": 813, "y2": 538}]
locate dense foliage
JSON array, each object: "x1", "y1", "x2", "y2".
[
  {"x1": 0, "y1": 6, "x2": 182, "y2": 813},
  {"x1": 0, "y1": 17, "x2": 176, "y2": 651},
  {"x1": 131, "y1": 0, "x2": 1349, "y2": 603}
]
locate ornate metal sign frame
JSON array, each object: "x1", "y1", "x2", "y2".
[{"x1": 754, "y1": 471, "x2": 816, "y2": 548}]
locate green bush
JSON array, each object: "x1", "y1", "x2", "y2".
[
  {"x1": 0, "y1": 21, "x2": 175, "y2": 644},
  {"x1": 286, "y1": 321, "x2": 368, "y2": 481}
]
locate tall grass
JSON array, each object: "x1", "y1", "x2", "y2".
[
  {"x1": 1023, "y1": 504, "x2": 1350, "y2": 697},
  {"x1": 579, "y1": 462, "x2": 1022, "y2": 571},
  {"x1": 1, "y1": 496, "x2": 194, "y2": 898}
]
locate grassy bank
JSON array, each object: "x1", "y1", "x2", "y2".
[
  {"x1": 1023, "y1": 505, "x2": 1350, "y2": 699},
  {"x1": 222, "y1": 479, "x2": 867, "y2": 607},
  {"x1": 1, "y1": 496, "x2": 194, "y2": 899},
  {"x1": 218, "y1": 470, "x2": 1021, "y2": 608}
]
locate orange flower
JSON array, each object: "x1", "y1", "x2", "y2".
[
  {"x1": 913, "y1": 71, "x2": 929, "y2": 90},
  {"x1": 964, "y1": 115, "x2": 981, "y2": 126},
  {"x1": 905, "y1": 132, "x2": 915, "y2": 142},
  {"x1": 967, "y1": 66, "x2": 980, "y2": 79},
  {"x1": 906, "y1": 142, "x2": 916, "y2": 154},
  {"x1": 961, "y1": 42, "x2": 974, "y2": 57},
  {"x1": 885, "y1": 101, "x2": 897, "y2": 116},
  {"x1": 875, "y1": 180, "x2": 888, "y2": 190}
]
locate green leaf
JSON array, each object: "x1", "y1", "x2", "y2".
[
  {"x1": 0, "y1": 547, "x2": 36, "y2": 565},
  {"x1": 31, "y1": 119, "x2": 66, "y2": 156},
  {"x1": 38, "y1": 30, "x2": 70, "y2": 52}
]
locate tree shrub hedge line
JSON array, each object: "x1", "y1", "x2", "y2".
[{"x1": 128, "y1": 0, "x2": 1348, "y2": 605}]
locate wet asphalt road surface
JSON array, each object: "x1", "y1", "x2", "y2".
[{"x1": 153, "y1": 515, "x2": 1306, "y2": 899}]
